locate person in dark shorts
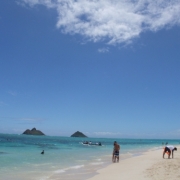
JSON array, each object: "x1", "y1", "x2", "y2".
[
  {"x1": 163, "y1": 145, "x2": 177, "y2": 159},
  {"x1": 112, "y1": 141, "x2": 120, "y2": 163}
]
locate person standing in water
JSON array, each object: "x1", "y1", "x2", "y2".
[{"x1": 112, "y1": 141, "x2": 120, "y2": 162}]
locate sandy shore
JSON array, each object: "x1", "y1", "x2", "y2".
[{"x1": 87, "y1": 146, "x2": 180, "y2": 180}]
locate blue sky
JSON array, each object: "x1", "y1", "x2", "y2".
[{"x1": 0, "y1": 0, "x2": 180, "y2": 138}]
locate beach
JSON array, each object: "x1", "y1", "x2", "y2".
[
  {"x1": 1, "y1": 134, "x2": 180, "y2": 180},
  {"x1": 87, "y1": 146, "x2": 180, "y2": 180}
]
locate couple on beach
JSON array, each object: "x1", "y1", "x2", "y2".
[{"x1": 112, "y1": 141, "x2": 120, "y2": 163}]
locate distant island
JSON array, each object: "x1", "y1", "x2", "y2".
[
  {"x1": 71, "y1": 131, "x2": 87, "y2": 137},
  {"x1": 22, "y1": 128, "x2": 45, "y2": 135}
]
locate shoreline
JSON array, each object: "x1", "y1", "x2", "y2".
[
  {"x1": 86, "y1": 146, "x2": 180, "y2": 180},
  {"x1": 48, "y1": 146, "x2": 165, "y2": 180}
]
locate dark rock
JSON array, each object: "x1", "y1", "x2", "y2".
[
  {"x1": 22, "y1": 128, "x2": 45, "y2": 135},
  {"x1": 71, "y1": 131, "x2": 87, "y2": 137}
]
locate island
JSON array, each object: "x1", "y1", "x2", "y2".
[
  {"x1": 22, "y1": 128, "x2": 45, "y2": 135},
  {"x1": 71, "y1": 131, "x2": 87, "y2": 137}
]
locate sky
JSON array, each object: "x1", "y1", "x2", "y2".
[{"x1": 0, "y1": 0, "x2": 180, "y2": 139}]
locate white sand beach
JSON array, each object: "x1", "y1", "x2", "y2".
[{"x1": 87, "y1": 146, "x2": 180, "y2": 180}]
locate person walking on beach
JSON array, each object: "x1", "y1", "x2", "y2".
[
  {"x1": 163, "y1": 145, "x2": 177, "y2": 159},
  {"x1": 112, "y1": 141, "x2": 120, "y2": 163}
]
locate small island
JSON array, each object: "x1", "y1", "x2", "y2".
[
  {"x1": 71, "y1": 131, "x2": 87, "y2": 137},
  {"x1": 22, "y1": 128, "x2": 45, "y2": 135}
]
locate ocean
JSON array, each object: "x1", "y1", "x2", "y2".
[{"x1": 0, "y1": 134, "x2": 179, "y2": 180}]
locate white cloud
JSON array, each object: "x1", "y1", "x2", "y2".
[
  {"x1": 93, "y1": 131, "x2": 122, "y2": 136},
  {"x1": 8, "y1": 91, "x2": 17, "y2": 96},
  {"x1": 18, "y1": 0, "x2": 180, "y2": 45},
  {"x1": 0, "y1": 101, "x2": 6, "y2": 106},
  {"x1": 167, "y1": 129, "x2": 180, "y2": 137},
  {"x1": 98, "y1": 47, "x2": 109, "y2": 53},
  {"x1": 0, "y1": 116, "x2": 46, "y2": 123},
  {"x1": 19, "y1": 118, "x2": 45, "y2": 122}
]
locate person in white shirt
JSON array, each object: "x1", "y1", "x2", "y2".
[{"x1": 163, "y1": 145, "x2": 177, "y2": 159}]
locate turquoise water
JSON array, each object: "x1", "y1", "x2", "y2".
[{"x1": 0, "y1": 134, "x2": 179, "y2": 180}]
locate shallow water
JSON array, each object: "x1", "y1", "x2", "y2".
[{"x1": 0, "y1": 134, "x2": 179, "y2": 180}]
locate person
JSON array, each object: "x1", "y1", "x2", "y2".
[
  {"x1": 41, "y1": 150, "x2": 44, "y2": 154},
  {"x1": 83, "y1": 141, "x2": 88, "y2": 145},
  {"x1": 112, "y1": 141, "x2": 120, "y2": 162},
  {"x1": 98, "y1": 142, "x2": 102, "y2": 146},
  {"x1": 163, "y1": 145, "x2": 177, "y2": 159}
]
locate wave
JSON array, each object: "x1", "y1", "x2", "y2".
[
  {"x1": 54, "y1": 164, "x2": 85, "y2": 174},
  {"x1": 95, "y1": 158, "x2": 102, "y2": 161},
  {"x1": 90, "y1": 162, "x2": 104, "y2": 165},
  {"x1": 70, "y1": 165, "x2": 84, "y2": 169},
  {"x1": 54, "y1": 169, "x2": 66, "y2": 174}
]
